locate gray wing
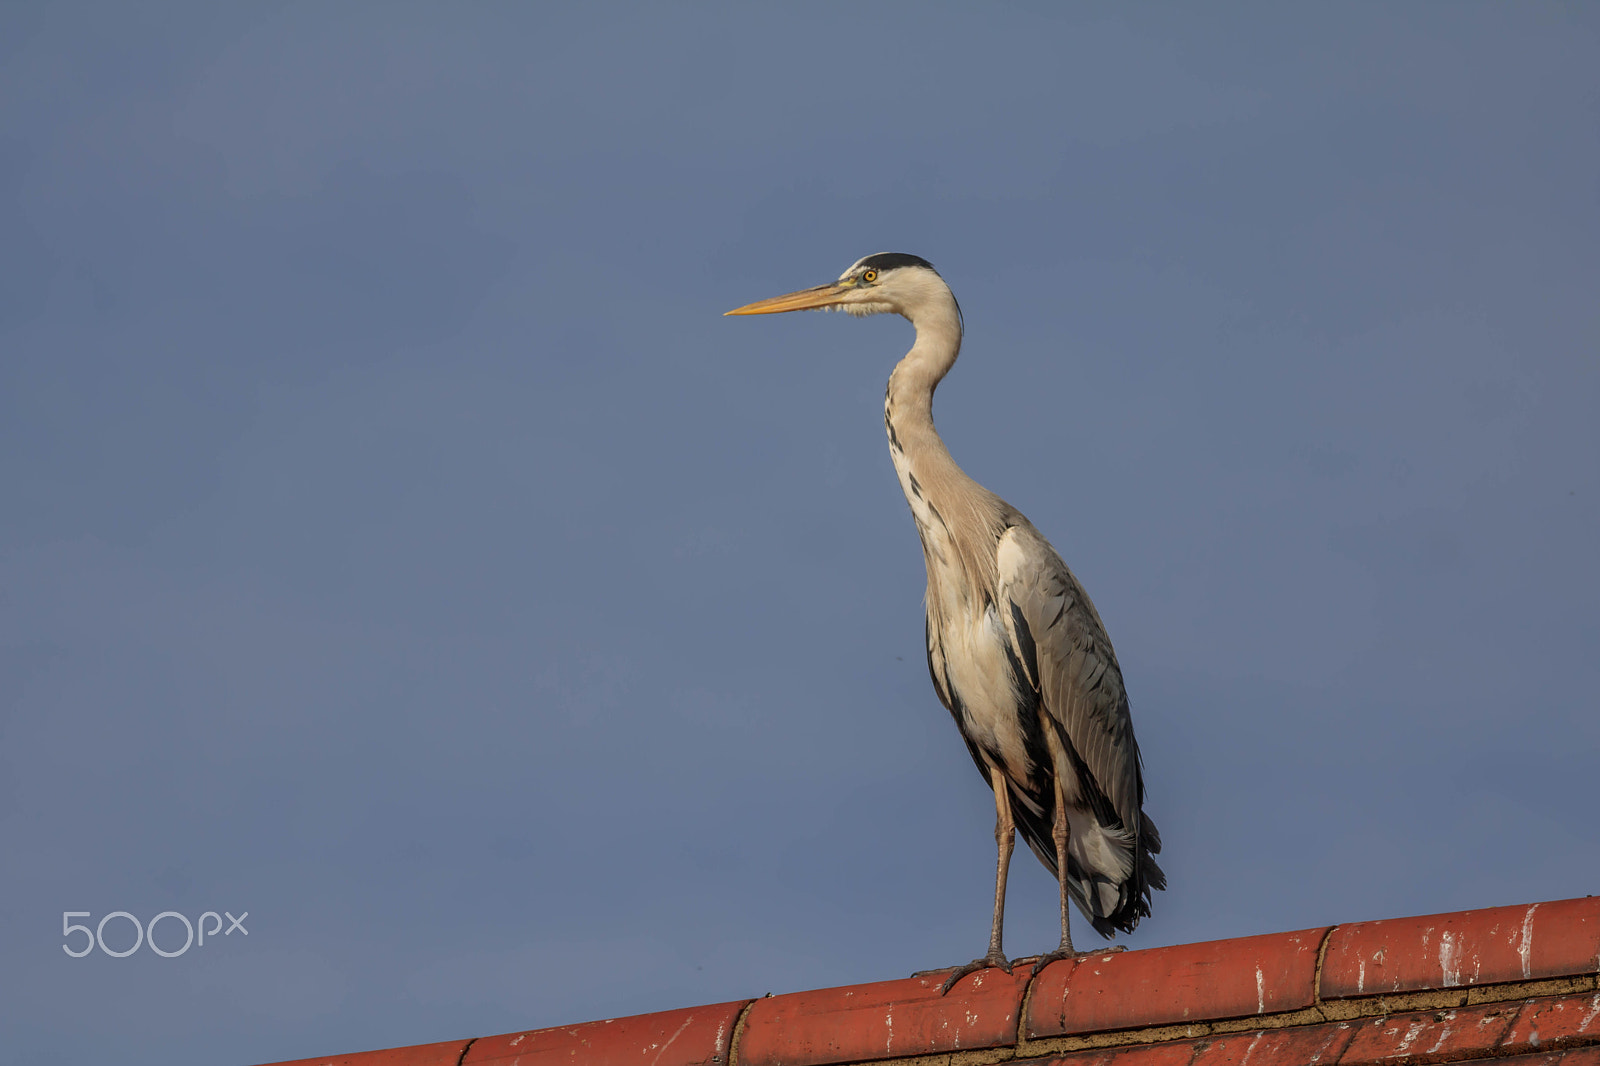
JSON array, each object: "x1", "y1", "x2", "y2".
[
  {"x1": 995, "y1": 522, "x2": 1163, "y2": 932},
  {"x1": 995, "y1": 523, "x2": 1141, "y2": 830}
]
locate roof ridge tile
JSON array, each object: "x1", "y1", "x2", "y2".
[{"x1": 247, "y1": 896, "x2": 1600, "y2": 1066}]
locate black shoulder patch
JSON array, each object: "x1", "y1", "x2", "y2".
[
  {"x1": 1008, "y1": 601, "x2": 1040, "y2": 690},
  {"x1": 858, "y1": 252, "x2": 937, "y2": 274}
]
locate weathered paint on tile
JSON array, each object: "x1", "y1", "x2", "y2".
[
  {"x1": 253, "y1": 1040, "x2": 474, "y2": 1066},
  {"x1": 1322, "y1": 899, "x2": 1600, "y2": 999},
  {"x1": 465, "y1": 1001, "x2": 749, "y2": 1066},
  {"x1": 1341, "y1": 1003, "x2": 1518, "y2": 1066},
  {"x1": 736, "y1": 964, "x2": 1031, "y2": 1066},
  {"x1": 1503, "y1": 993, "x2": 1600, "y2": 1053},
  {"x1": 1027, "y1": 928, "x2": 1328, "y2": 1038}
]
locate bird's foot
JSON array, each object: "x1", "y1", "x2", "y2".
[
  {"x1": 1026, "y1": 943, "x2": 1127, "y2": 974},
  {"x1": 916, "y1": 952, "x2": 1013, "y2": 995}
]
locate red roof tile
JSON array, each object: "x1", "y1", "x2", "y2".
[
  {"x1": 1027, "y1": 927, "x2": 1329, "y2": 1038},
  {"x1": 1321, "y1": 899, "x2": 1600, "y2": 999},
  {"x1": 1504, "y1": 993, "x2": 1600, "y2": 1054},
  {"x1": 1340, "y1": 1003, "x2": 1520, "y2": 1066},
  {"x1": 1047, "y1": 1040, "x2": 1207, "y2": 1066},
  {"x1": 735, "y1": 962, "x2": 1034, "y2": 1066},
  {"x1": 464, "y1": 1001, "x2": 749, "y2": 1066},
  {"x1": 1041, "y1": 1023, "x2": 1357, "y2": 1066},
  {"x1": 261, "y1": 1039, "x2": 474, "y2": 1066},
  {"x1": 1189, "y1": 1022, "x2": 1356, "y2": 1066},
  {"x1": 248, "y1": 896, "x2": 1600, "y2": 1066}
]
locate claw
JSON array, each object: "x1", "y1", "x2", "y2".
[
  {"x1": 1031, "y1": 944, "x2": 1126, "y2": 974},
  {"x1": 933, "y1": 952, "x2": 1012, "y2": 995}
]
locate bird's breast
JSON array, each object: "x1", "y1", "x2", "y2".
[{"x1": 931, "y1": 602, "x2": 1039, "y2": 789}]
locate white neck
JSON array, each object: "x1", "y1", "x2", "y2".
[
  {"x1": 883, "y1": 293, "x2": 1003, "y2": 603},
  {"x1": 885, "y1": 295, "x2": 964, "y2": 473}
]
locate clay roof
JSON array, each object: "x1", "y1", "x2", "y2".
[{"x1": 253, "y1": 895, "x2": 1600, "y2": 1066}]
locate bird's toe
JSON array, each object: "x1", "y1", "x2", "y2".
[
  {"x1": 926, "y1": 952, "x2": 1012, "y2": 995},
  {"x1": 1029, "y1": 943, "x2": 1127, "y2": 974}
]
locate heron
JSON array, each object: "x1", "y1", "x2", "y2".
[{"x1": 726, "y1": 253, "x2": 1164, "y2": 990}]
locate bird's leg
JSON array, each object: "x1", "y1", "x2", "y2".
[
  {"x1": 982, "y1": 765, "x2": 1017, "y2": 961},
  {"x1": 1047, "y1": 774, "x2": 1076, "y2": 954},
  {"x1": 1029, "y1": 773, "x2": 1124, "y2": 973},
  {"x1": 935, "y1": 763, "x2": 1015, "y2": 994}
]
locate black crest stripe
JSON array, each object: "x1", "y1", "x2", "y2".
[{"x1": 858, "y1": 252, "x2": 937, "y2": 274}]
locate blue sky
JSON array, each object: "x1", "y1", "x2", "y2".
[{"x1": 2, "y1": 6, "x2": 1597, "y2": 1065}]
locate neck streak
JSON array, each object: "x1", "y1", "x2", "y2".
[{"x1": 883, "y1": 300, "x2": 1003, "y2": 601}]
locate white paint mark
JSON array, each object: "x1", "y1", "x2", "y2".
[
  {"x1": 1396, "y1": 1019, "x2": 1429, "y2": 1052},
  {"x1": 1256, "y1": 965, "x2": 1266, "y2": 1014},
  {"x1": 510, "y1": 1034, "x2": 526, "y2": 1047},
  {"x1": 1439, "y1": 930, "x2": 1462, "y2": 988},
  {"x1": 1427, "y1": 1011, "x2": 1458, "y2": 1053},
  {"x1": 884, "y1": 1005, "x2": 894, "y2": 1056},
  {"x1": 1357, "y1": 957, "x2": 1366, "y2": 994},
  {"x1": 1519, "y1": 904, "x2": 1540, "y2": 979},
  {"x1": 1309, "y1": 1025, "x2": 1350, "y2": 1062},
  {"x1": 1239, "y1": 1030, "x2": 1265, "y2": 1066},
  {"x1": 1580, "y1": 993, "x2": 1600, "y2": 1033},
  {"x1": 649, "y1": 1017, "x2": 694, "y2": 1066}
]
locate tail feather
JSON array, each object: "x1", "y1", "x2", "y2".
[{"x1": 1008, "y1": 783, "x2": 1164, "y2": 937}]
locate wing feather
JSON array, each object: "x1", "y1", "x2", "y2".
[
  {"x1": 995, "y1": 522, "x2": 1163, "y2": 933},
  {"x1": 996, "y1": 524, "x2": 1142, "y2": 830}
]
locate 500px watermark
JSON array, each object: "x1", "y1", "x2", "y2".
[{"x1": 61, "y1": 910, "x2": 248, "y2": 958}]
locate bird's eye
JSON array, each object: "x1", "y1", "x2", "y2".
[{"x1": 862, "y1": 269, "x2": 878, "y2": 283}]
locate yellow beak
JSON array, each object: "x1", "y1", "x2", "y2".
[{"x1": 724, "y1": 282, "x2": 850, "y2": 316}]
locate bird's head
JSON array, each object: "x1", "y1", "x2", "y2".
[{"x1": 725, "y1": 252, "x2": 960, "y2": 329}]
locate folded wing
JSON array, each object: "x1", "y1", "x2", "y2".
[{"x1": 995, "y1": 522, "x2": 1164, "y2": 935}]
